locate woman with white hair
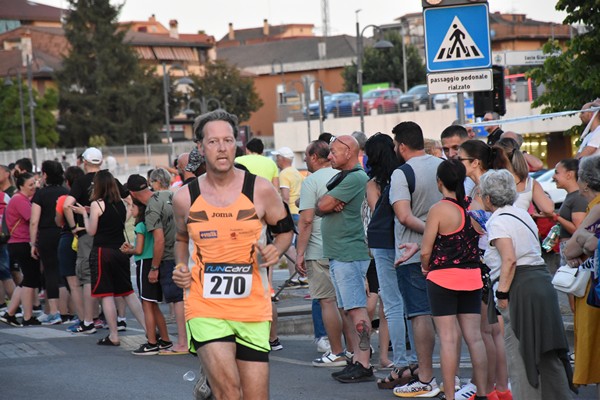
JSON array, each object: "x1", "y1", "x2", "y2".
[{"x1": 479, "y1": 169, "x2": 574, "y2": 400}]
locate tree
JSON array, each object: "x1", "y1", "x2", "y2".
[
  {"x1": 529, "y1": 0, "x2": 600, "y2": 135},
  {"x1": 186, "y1": 60, "x2": 263, "y2": 123},
  {"x1": 0, "y1": 80, "x2": 59, "y2": 150},
  {"x1": 55, "y1": 0, "x2": 163, "y2": 147},
  {"x1": 342, "y1": 31, "x2": 426, "y2": 93}
]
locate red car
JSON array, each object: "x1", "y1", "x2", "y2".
[{"x1": 352, "y1": 88, "x2": 403, "y2": 115}]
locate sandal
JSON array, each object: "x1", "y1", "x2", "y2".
[
  {"x1": 377, "y1": 364, "x2": 417, "y2": 389},
  {"x1": 379, "y1": 361, "x2": 395, "y2": 371},
  {"x1": 97, "y1": 335, "x2": 120, "y2": 346}
]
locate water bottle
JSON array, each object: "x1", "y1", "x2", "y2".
[
  {"x1": 183, "y1": 370, "x2": 196, "y2": 381},
  {"x1": 542, "y1": 224, "x2": 560, "y2": 252}
]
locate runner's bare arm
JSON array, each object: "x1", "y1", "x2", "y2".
[
  {"x1": 172, "y1": 184, "x2": 192, "y2": 288},
  {"x1": 257, "y1": 179, "x2": 293, "y2": 267}
]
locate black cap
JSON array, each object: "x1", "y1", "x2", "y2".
[{"x1": 125, "y1": 174, "x2": 148, "y2": 192}]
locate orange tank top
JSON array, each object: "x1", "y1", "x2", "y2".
[{"x1": 185, "y1": 173, "x2": 271, "y2": 322}]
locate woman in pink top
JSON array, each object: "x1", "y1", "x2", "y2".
[
  {"x1": 0, "y1": 172, "x2": 40, "y2": 327},
  {"x1": 421, "y1": 159, "x2": 488, "y2": 400}
]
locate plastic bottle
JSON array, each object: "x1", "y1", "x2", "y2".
[
  {"x1": 183, "y1": 370, "x2": 196, "y2": 381},
  {"x1": 542, "y1": 224, "x2": 560, "y2": 252}
]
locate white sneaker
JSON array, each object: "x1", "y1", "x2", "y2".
[
  {"x1": 455, "y1": 381, "x2": 477, "y2": 399},
  {"x1": 315, "y1": 336, "x2": 331, "y2": 353},
  {"x1": 393, "y1": 377, "x2": 440, "y2": 398},
  {"x1": 312, "y1": 351, "x2": 347, "y2": 367},
  {"x1": 440, "y1": 376, "x2": 461, "y2": 392}
]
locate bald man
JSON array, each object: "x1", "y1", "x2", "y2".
[
  {"x1": 500, "y1": 131, "x2": 543, "y2": 172},
  {"x1": 316, "y1": 135, "x2": 373, "y2": 383}
]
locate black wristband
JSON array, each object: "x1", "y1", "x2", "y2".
[{"x1": 495, "y1": 290, "x2": 509, "y2": 300}]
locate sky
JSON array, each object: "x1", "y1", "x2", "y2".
[{"x1": 35, "y1": 0, "x2": 568, "y2": 40}]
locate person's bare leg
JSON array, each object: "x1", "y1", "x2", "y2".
[
  {"x1": 123, "y1": 293, "x2": 146, "y2": 331},
  {"x1": 340, "y1": 308, "x2": 354, "y2": 353},
  {"x1": 269, "y1": 302, "x2": 278, "y2": 342},
  {"x1": 115, "y1": 296, "x2": 126, "y2": 319},
  {"x1": 82, "y1": 283, "x2": 95, "y2": 323},
  {"x1": 101, "y1": 296, "x2": 119, "y2": 343},
  {"x1": 172, "y1": 301, "x2": 187, "y2": 351},
  {"x1": 347, "y1": 307, "x2": 371, "y2": 368},
  {"x1": 492, "y1": 315, "x2": 509, "y2": 392},
  {"x1": 198, "y1": 341, "x2": 244, "y2": 400},
  {"x1": 480, "y1": 303, "x2": 497, "y2": 393},
  {"x1": 320, "y1": 298, "x2": 343, "y2": 354},
  {"x1": 458, "y1": 313, "x2": 488, "y2": 398},
  {"x1": 58, "y1": 286, "x2": 70, "y2": 315},
  {"x1": 411, "y1": 314, "x2": 436, "y2": 382},
  {"x1": 237, "y1": 359, "x2": 269, "y2": 400},
  {"x1": 21, "y1": 287, "x2": 35, "y2": 321},
  {"x1": 142, "y1": 300, "x2": 158, "y2": 343},
  {"x1": 153, "y1": 303, "x2": 170, "y2": 341},
  {"x1": 65, "y1": 276, "x2": 84, "y2": 320},
  {"x1": 5, "y1": 286, "x2": 21, "y2": 315},
  {"x1": 433, "y1": 315, "x2": 459, "y2": 400}
]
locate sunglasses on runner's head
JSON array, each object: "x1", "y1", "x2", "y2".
[{"x1": 330, "y1": 136, "x2": 350, "y2": 150}]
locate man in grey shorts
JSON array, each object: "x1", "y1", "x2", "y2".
[{"x1": 296, "y1": 140, "x2": 345, "y2": 368}]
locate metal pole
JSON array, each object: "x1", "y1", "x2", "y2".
[
  {"x1": 15, "y1": 70, "x2": 26, "y2": 150},
  {"x1": 356, "y1": 21, "x2": 365, "y2": 133},
  {"x1": 304, "y1": 78, "x2": 311, "y2": 144},
  {"x1": 318, "y1": 85, "x2": 324, "y2": 135},
  {"x1": 457, "y1": 93, "x2": 465, "y2": 124},
  {"x1": 26, "y1": 56, "x2": 38, "y2": 169},
  {"x1": 402, "y1": 27, "x2": 408, "y2": 93},
  {"x1": 162, "y1": 62, "x2": 173, "y2": 165}
]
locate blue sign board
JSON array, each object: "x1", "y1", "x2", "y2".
[{"x1": 424, "y1": 3, "x2": 491, "y2": 73}]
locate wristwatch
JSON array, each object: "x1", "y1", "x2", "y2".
[{"x1": 150, "y1": 265, "x2": 159, "y2": 271}]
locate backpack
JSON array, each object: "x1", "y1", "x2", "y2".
[{"x1": 367, "y1": 163, "x2": 415, "y2": 249}]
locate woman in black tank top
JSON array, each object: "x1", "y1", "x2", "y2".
[{"x1": 71, "y1": 171, "x2": 146, "y2": 346}]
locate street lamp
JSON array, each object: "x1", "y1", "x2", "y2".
[
  {"x1": 356, "y1": 16, "x2": 393, "y2": 133},
  {"x1": 3, "y1": 67, "x2": 27, "y2": 150},
  {"x1": 162, "y1": 62, "x2": 194, "y2": 165},
  {"x1": 24, "y1": 56, "x2": 53, "y2": 170},
  {"x1": 182, "y1": 96, "x2": 222, "y2": 118}
]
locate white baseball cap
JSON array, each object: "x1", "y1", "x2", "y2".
[
  {"x1": 82, "y1": 147, "x2": 103, "y2": 165},
  {"x1": 272, "y1": 147, "x2": 294, "y2": 159}
]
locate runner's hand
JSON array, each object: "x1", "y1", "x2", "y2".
[
  {"x1": 255, "y1": 243, "x2": 280, "y2": 268},
  {"x1": 173, "y1": 264, "x2": 192, "y2": 289}
]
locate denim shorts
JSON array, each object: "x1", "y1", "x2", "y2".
[
  {"x1": 396, "y1": 262, "x2": 431, "y2": 318},
  {"x1": 159, "y1": 259, "x2": 183, "y2": 303},
  {"x1": 329, "y1": 259, "x2": 370, "y2": 310}
]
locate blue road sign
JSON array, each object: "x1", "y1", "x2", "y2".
[{"x1": 424, "y1": 3, "x2": 491, "y2": 73}]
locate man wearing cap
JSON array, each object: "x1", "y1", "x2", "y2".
[
  {"x1": 63, "y1": 147, "x2": 129, "y2": 334},
  {"x1": 235, "y1": 138, "x2": 279, "y2": 188},
  {"x1": 273, "y1": 146, "x2": 305, "y2": 289},
  {"x1": 126, "y1": 174, "x2": 188, "y2": 354}
]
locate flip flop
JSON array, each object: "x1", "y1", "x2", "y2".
[
  {"x1": 97, "y1": 335, "x2": 120, "y2": 346},
  {"x1": 159, "y1": 348, "x2": 188, "y2": 355}
]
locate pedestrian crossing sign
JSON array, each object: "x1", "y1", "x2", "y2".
[{"x1": 424, "y1": 3, "x2": 491, "y2": 72}]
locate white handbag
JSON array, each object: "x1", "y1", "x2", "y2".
[{"x1": 552, "y1": 265, "x2": 591, "y2": 298}]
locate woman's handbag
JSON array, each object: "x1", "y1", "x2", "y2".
[{"x1": 552, "y1": 265, "x2": 591, "y2": 298}]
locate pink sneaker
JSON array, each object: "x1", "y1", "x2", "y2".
[{"x1": 495, "y1": 389, "x2": 513, "y2": 400}]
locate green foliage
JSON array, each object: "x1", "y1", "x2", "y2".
[
  {"x1": 186, "y1": 60, "x2": 263, "y2": 123},
  {"x1": 55, "y1": 0, "x2": 163, "y2": 146},
  {"x1": 342, "y1": 31, "x2": 426, "y2": 93},
  {"x1": 0, "y1": 80, "x2": 59, "y2": 150},
  {"x1": 88, "y1": 135, "x2": 106, "y2": 147},
  {"x1": 528, "y1": 0, "x2": 600, "y2": 136}
]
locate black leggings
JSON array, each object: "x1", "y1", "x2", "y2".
[
  {"x1": 8, "y1": 242, "x2": 41, "y2": 289},
  {"x1": 38, "y1": 228, "x2": 62, "y2": 299}
]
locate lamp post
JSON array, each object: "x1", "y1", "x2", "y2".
[
  {"x1": 3, "y1": 67, "x2": 27, "y2": 150},
  {"x1": 24, "y1": 56, "x2": 53, "y2": 170},
  {"x1": 162, "y1": 62, "x2": 194, "y2": 165},
  {"x1": 356, "y1": 16, "x2": 394, "y2": 133},
  {"x1": 401, "y1": 22, "x2": 408, "y2": 93}
]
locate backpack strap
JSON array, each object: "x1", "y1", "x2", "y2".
[
  {"x1": 188, "y1": 178, "x2": 201, "y2": 205},
  {"x1": 241, "y1": 172, "x2": 256, "y2": 203},
  {"x1": 398, "y1": 163, "x2": 415, "y2": 195}
]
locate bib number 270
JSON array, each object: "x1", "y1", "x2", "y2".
[{"x1": 203, "y1": 263, "x2": 252, "y2": 299}]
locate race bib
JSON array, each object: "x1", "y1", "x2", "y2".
[{"x1": 203, "y1": 263, "x2": 253, "y2": 299}]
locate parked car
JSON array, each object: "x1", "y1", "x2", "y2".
[
  {"x1": 397, "y1": 84, "x2": 433, "y2": 112},
  {"x1": 352, "y1": 88, "x2": 403, "y2": 116},
  {"x1": 305, "y1": 92, "x2": 359, "y2": 118},
  {"x1": 433, "y1": 93, "x2": 457, "y2": 110},
  {"x1": 535, "y1": 169, "x2": 567, "y2": 207}
]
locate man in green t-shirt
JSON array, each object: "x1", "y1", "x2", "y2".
[{"x1": 316, "y1": 135, "x2": 372, "y2": 383}]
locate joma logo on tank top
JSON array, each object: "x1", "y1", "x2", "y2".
[{"x1": 212, "y1": 212, "x2": 233, "y2": 218}]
